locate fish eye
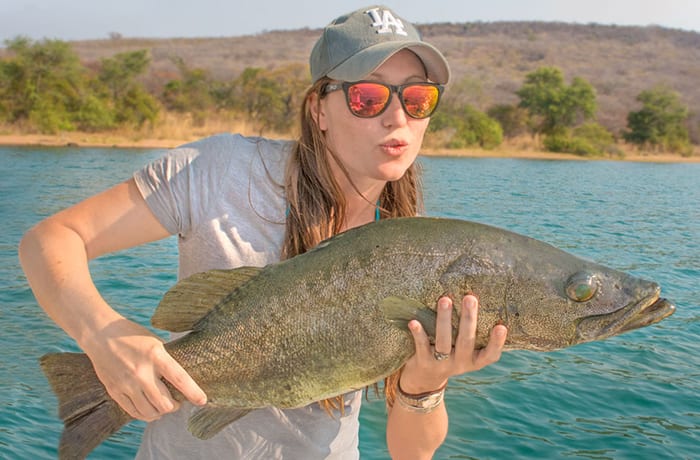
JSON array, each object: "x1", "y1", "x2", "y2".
[{"x1": 565, "y1": 272, "x2": 599, "y2": 302}]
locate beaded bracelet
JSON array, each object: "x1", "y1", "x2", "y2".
[{"x1": 396, "y1": 383, "x2": 447, "y2": 414}]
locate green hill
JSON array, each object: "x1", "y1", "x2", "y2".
[{"x1": 3, "y1": 21, "x2": 699, "y2": 141}]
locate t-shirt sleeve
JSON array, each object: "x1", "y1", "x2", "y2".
[
  {"x1": 133, "y1": 147, "x2": 199, "y2": 236},
  {"x1": 133, "y1": 133, "x2": 288, "y2": 244},
  {"x1": 133, "y1": 137, "x2": 235, "y2": 237}
]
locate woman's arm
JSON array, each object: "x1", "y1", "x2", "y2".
[
  {"x1": 386, "y1": 295, "x2": 507, "y2": 459},
  {"x1": 19, "y1": 178, "x2": 207, "y2": 421}
]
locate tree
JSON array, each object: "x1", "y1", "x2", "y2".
[
  {"x1": 0, "y1": 57, "x2": 12, "y2": 122},
  {"x1": 224, "y1": 65, "x2": 308, "y2": 134},
  {"x1": 623, "y1": 86, "x2": 690, "y2": 153},
  {"x1": 98, "y1": 50, "x2": 151, "y2": 102},
  {"x1": 0, "y1": 37, "x2": 89, "y2": 133},
  {"x1": 97, "y1": 50, "x2": 159, "y2": 127},
  {"x1": 161, "y1": 57, "x2": 215, "y2": 119},
  {"x1": 516, "y1": 66, "x2": 597, "y2": 136}
]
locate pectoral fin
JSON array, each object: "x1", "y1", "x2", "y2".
[
  {"x1": 380, "y1": 296, "x2": 438, "y2": 341},
  {"x1": 188, "y1": 405, "x2": 252, "y2": 439}
]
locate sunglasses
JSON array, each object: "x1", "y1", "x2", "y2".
[{"x1": 322, "y1": 80, "x2": 444, "y2": 119}]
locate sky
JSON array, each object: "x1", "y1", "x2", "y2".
[{"x1": 1, "y1": 0, "x2": 699, "y2": 43}]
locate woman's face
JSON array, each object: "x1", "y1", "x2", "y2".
[{"x1": 315, "y1": 49, "x2": 432, "y2": 190}]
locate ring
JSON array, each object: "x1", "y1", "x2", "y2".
[{"x1": 433, "y1": 350, "x2": 450, "y2": 361}]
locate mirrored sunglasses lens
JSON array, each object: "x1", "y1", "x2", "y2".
[
  {"x1": 347, "y1": 83, "x2": 391, "y2": 117},
  {"x1": 402, "y1": 85, "x2": 439, "y2": 118}
]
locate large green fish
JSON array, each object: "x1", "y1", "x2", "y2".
[{"x1": 40, "y1": 217, "x2": 675, "y2": 459}]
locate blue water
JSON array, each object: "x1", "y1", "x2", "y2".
[{"x1": 1, "y1": 147, "x2": 698, "y2": 459}]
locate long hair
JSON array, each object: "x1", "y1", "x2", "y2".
[{"x1": 282, "y1": 78, "x2": 424, "y2": 411}]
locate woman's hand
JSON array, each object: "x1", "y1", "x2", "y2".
[
  {"x1": 18, "y1": 179, "x2": 208, "y2": 423},
  {"x1": 82, "y1": 318, "x2": 207, "y2": 422},
  {"x1": 399, "y1": 294, "x2": 507, "y2": 394}
]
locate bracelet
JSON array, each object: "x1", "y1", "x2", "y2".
[{"x1": 396, "y1": 382, "x2": 446, "y2": 414}]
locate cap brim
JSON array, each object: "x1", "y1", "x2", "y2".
[{"x1": 325, "y1": 41, "x2": 450, "y2": 84}]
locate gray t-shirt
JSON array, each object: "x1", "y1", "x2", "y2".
[{"x1": 133, "y1": 133, "x2": 362, "y2": 459}]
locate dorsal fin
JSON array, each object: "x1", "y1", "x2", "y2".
[{"x1": 152, "y1": 267, "x2": 263, "y2": 331}]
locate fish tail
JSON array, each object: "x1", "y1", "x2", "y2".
[{"x1": 40, "y1": 352, "x2": 132, "y2": 460}]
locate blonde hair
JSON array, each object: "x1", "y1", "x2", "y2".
[{"x1": 282, "y1": 78, "x2": 423, "y2": 412}]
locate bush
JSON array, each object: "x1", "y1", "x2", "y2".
[
  {"x1": 429, "y1": 105, "x2": 503, "y2": 149},
  {"x1": 115, "y1": 87, "x2": 160, "y2": 128},
  {"x1": 75, "y1": 95, "x2": 115, "y2": 131},
  {"x1": 543, "y1": 123, "x2": 617, "y2": 157},
  {"x1": 28, "y1": 99, "x2": 75, "y2": 134},
  {"x1": 543, "y1": 133, "x2": 595, "y2": 156}
]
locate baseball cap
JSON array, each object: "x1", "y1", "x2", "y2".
[{"x1": 310, "y1": 5, "x2": 451, "y2": 85}]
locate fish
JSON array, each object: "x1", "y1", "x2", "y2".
[{"x1": 39, "y1": 216, "x2": 675, "y2": 459}]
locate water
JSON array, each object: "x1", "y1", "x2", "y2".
[{"x1": 1, "y1": 147, "x2": 698, "y2": 459}]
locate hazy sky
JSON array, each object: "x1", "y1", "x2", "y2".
[{"x1": 1, "y1": 0, "x2": 698, "y2": 43}]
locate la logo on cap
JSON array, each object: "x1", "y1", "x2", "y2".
[{"x1": 365, "y1": 8, "x2": 408, "y2": 36}]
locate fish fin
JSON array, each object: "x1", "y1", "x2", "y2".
[
  {"x1": 152, "y1": 267, "x2": 263, "y2": 331},
  {"x1": 380, "y1": 296, "x2": 438, "y2": 341},
  {"x1": 188, "y1": 405, "x2": 251, "y2": 439},
  {"x1": 40, "y1": 352, "x2": 132, "y2": 460}
]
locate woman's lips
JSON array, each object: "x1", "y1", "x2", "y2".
[{"x1": 380, "y1": 140, "x2": 408, "y2": 155}]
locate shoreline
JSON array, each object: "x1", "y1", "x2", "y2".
[{"x1": 1, "y1": 133, "x2": 698, "y2": 163}]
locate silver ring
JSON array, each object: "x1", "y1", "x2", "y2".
[{"x1": 433, "y1": 350, "x2": 450, "y2": 361}]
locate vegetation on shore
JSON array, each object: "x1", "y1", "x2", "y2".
[{"x1": 1, "y1": 22, "x2": 698, "y2": 159}]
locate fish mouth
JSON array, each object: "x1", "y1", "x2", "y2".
[
  {"x1": 576, "y1": 288, "x2": 676, "y2": 342},
  {"x1": 616, "y1": 297, "x2": 675, "y2": 333}
]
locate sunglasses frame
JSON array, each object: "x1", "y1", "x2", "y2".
[{"x1": 323, "y1": 80, "x2": 444, "y2": 119}]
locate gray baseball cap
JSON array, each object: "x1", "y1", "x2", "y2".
[{"x1": 310, "y1": 5, "x2": 450, "y2": 84}]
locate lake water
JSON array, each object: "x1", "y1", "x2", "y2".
[{"x1": 1, "y1": 146, "x2": 698, "y2": 459}]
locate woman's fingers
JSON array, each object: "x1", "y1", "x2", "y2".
[
  {"x1": 433, "y1": 297, "x2": 453, "y2": 358},
  {"x1": 407, "y1": 318, "x2": 431, "y2": 359},
  {"x1": 452, "y1": 294, "x2": 508, "y2": 373},
  {"x1": 399, "y1": 293, "x2": 507, "y2": 394},
  {"x1": 90, "y1": 328, "x2": 206, "y2": 422},
  {"x1": 157, "y1": 349, "x2": 208, "y2": 407},
  {"x1": 453, "y1": 295, "x2": 478, "y2": 365},
  {"x1": 125, "y1": 348, "x2": 206, "y2": 420},
  {"x1": 105, "y1": 379, "x2": 163, "y2": 421},
  {"x1": 474, "y1": 323, "x2": 507, "y2": 369}
]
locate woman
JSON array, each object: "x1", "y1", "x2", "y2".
[{"x1": 19, "y1": 6, "x2": 507, "y2": 459}]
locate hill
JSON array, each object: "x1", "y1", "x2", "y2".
[{"x1": 4, "y1": 21, "x2": 700, "y2": 140}]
